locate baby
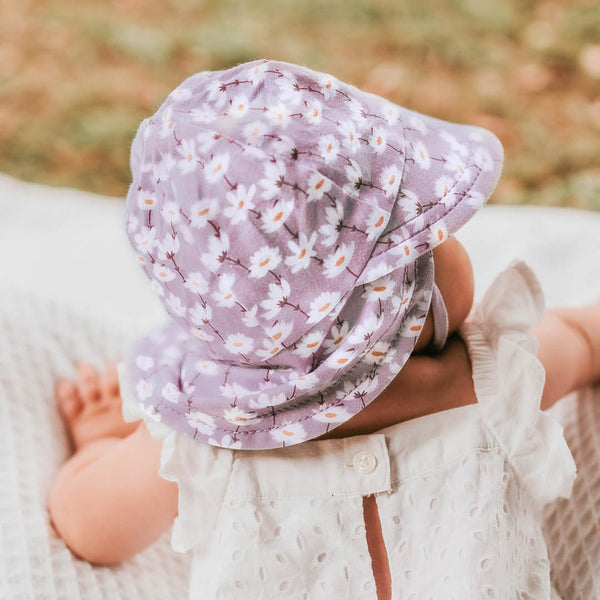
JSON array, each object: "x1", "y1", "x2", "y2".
[{"x1": 49, "y1": 60, "x2": 600, "y2": 599}]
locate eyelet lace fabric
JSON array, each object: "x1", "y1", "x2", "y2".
[{"x1": 120, "y1": 262, "x2": 575, "y2": 599}]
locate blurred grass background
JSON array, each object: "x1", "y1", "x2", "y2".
[{"x1": 1, "y1": 0, "x2": 599, "y2": 209}]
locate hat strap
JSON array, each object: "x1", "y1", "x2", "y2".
[{"x1": 430, "y1": 283, "x2": 449, "y2": 351}]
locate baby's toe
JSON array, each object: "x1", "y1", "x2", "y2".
[
  {"x1": 100, "y1": 363, "x2": 121, "y2": 401},
  {"x1": 76, "y1": 362, "x2": 101, "y2": 404},
  {"x1": 56, "y1": 380, "x2": 82, "y2": 421}
]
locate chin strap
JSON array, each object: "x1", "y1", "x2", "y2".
[{"x1": 430, "y1": 283, "x2": 449, "y2": 351}]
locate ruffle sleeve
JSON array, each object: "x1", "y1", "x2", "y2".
[{"x1": 460, "y1": 261, "x2": 576, "y2": 509}]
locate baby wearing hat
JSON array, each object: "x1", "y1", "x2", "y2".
[{"x1": 49, "y1": 60, "x2": 600, "y2": 599}]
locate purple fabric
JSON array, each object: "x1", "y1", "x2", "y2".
[{"x1": 124, "y1": 59, "x2": 503, "y2": 449}]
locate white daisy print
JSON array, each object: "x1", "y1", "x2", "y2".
[
  {"x1": 363, "y1": 275, "x2": 396, "y2": 302},
  {"x1": 365, "y1": 208, "x2": 389, "y2": 241},
  {"x1": 389, "y1": 235, "x2": 416, "y2": 262},
  {"x1": 364, "y1": 341, "x2": 391, "y2": 364},
  {"x1": 166, "y1": 292, "x2": 186, "y2": 317},
  {"x1": 293, "y1": 331, "x2": 326, "y2": 358},
  {"x1": 343, "y1": 159, "x2": 363, "y2": 196},
  {"x1": 223, "y1": 406, "x2": 260, "y2": 427},
  {"x1": 159, "y1": 107, "x2": 175, "y2": 138},
  {"x1": 169, "y1": 86, "x2": 192, "y2": 102},
  {"x1": 153, "y1": 152, "x2": 176, "y2": 181},
  {"x1": 318, "y1": 134, "x2": 340, "y2": 164},
  {"x1": 191, "y1": 328, "x2": 214, "y2": 343},
  {"x1": 262, "y1": 199, "x2": 294, "y2": 233},
  {"x1": 323, "y1": 321, "x2": 350, "y2": 355},
  {"x1": 380, "y1": 165, "x2": 402, "y2": 198},
  {"x1": 474, "y1": 147, "x2": 494, "y2": 172},
  {"x1": 370, "y1": 128, "x2": 387, "y2": 154},
  {"x1": 158, "y1": 234, "x2": 180, "y2": 260},
  {"x1": 177, "y1": 138, "x2": 201, "y2": 174},
  {"x1": 205, "y1": 153, "x2": 230, "y2": 183},
  {"x1": 256, "y1": 338, "x2": 282, "y2": 359},
  {"x1": 162, "y1": 382, "x2": 182, "y2": 403},
  {"x1": 196, "y1": 130, "x2": 218, "y2": 153},
  {"x1": 401, "y1": 315, "x2": 426, "y2": 338},
  {"x1": 220, "y1": 382, "x2": 250, "y2": 400},
  {"x1": 266, "y1": 103, "x2": 291, "y2": 128},
  {"x1": 212, "y1": 273, "x2": 236, "y2": 308},
  {"x1": 260, "y1": 278, "x2": 291, "y2": 320},
  {"x1": 382, "y1": 104, "x2": 399, "y2": 124},
  {"x1": 190, "y1": 197, "x2": 219, "y2": 229},
  {"x1": 249, "y1": 246, "x2": 282, "y2": 278},
  {"x1": 201, "y1": 231, "x2": 230, "y2": 273},
  {"x1": 127, "y1": 214, "x2": 139, "y2": 234},
  {"x1": 439, "y1": 130, "x2": 468, "y2": 156},
  {"x1": 189, "y1": 302, "x2": 212, "y2": 326},
  {"x1": 136, "y1": 379, "x2": 153, "y2": 401},
  {"x1": 305, "y1": 101, "x2": 323, "y2": 125},
  {"x1": 225, "y1": 333, "x2": 255, "y2": 355},
  {"x1": 312, "y1": 405, "x2": 352, "y2": 423},
  {"x1": 258, "y1": 161, "x2": 286, "y2": 200},
  {"x1": 326, "y1": 347, "x2": 357, "y2": 369},
  {"x1": 242, "y1": 120, "x2": 268, "y2": 146},
  {"x1": 241, "y1": 304, "x2": 260, "y2": 328},
  {"x1": 285, "y1": 231, "x2": 317, "y2": 273},
  {"x1": 319, "y1": 202, "x2": 344, "y2": 247},
  {"x1": 184, "y1": 271, "x2": 209, "y2": 295},
  {"x1": 361, "y1": 261, "x2": 392, "y2": 284},
  {"x1": 194, "y1": 359, "x2": 219, "y2": 376},
  {"x1": 186, "y1": 411, "x2": 216, "y2": 436},
  {"x1": 348, "y1": 312, "x2": 384, "y2": 344},
  {"x1": 161, "y1": 202, "x2": 181, "y2": 224},
  {"x1": 134, "y1": 227, "x2": 156, "y2": 253},
  {"x1": 409, "y1": 116, "x2": 427, "y2": 134},
  {"x1": 434, "y1": 176, "x2": 457, "y2": 205},
  {"x1": 306, "y1": 171, "x2": 332, "y2": 203},
  {"x1": 338, "y1": 120, "x2": 361, "y2": 153},
  {"x1": 224, "y1": 184, "x2": 256, "y2": 225},
  {"x1": 323, "y1": 242, "x2": 355, "y2": 278},
  {"x1": 270, "y1": 422, "x2": 307, "y2": 444},
  {"x1": 444, "y1": 153, "x2": 466, "y2": 176},
  {"x1": 413, "y1": 141, "x2": 431, "y2": 169},
  {"x1": 138, "y1": 191, "x2": 157, "y2": 211},
  {"x1": 135, "y1": 355, "x2": 154, "y2": 371},
  {"x1": 229, "y1": 95, "x2": 249, "y2": 119},
  {"x1": 249, "y1": 391, "x2": 287, "y2": 409},
  {"x1": 246, "y1": 61, "x2": 268, "y2": 84},
  {"x1": 153, "y1": 262, "x2": 176, "y2": 283},
  {"x1": 191, "y1": 105, "x2": 216, "y2": 124},
  {"x1": 307, "y1": 290, "x2": 341, "y2": 324},
  {"x1": 266, "y1": 321, "x2": 294, "y2": 344},
  {"x1": 429, "y1": 221, "x2": 448, "y2": 247},
  {"x1": 288, "y1": 371, "x2": 320, "y2": 391},
  {"x1": 318, "y1": 73, "x2": 338, "y2": 99}
]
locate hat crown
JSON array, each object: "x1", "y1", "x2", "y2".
[{"x1": 127, "y1": 60, "x2": 412, "y2": 369}]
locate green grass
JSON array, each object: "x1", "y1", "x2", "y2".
[{"x1": 1, "y1": 0, "x2": 599, "y2": 208}]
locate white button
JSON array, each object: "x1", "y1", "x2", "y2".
[{"x1": 352, "y1": 451, "x2": 378, "y2": 475}]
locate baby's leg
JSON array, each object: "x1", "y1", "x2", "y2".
[{"x1": 49, "y1": 364, "x2": 178, "y2": 565}]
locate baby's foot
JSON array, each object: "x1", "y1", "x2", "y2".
[{"x1": 56, "y1": 363, "x2": 139, "y2": 451}]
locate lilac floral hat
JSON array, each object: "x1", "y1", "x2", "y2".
[{"x1": 125, "y1": 59, "x2": 503, "y2": 450}]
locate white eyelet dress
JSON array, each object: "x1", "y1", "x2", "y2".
[{"x1": 119, "y1": 262, "x2": 576, "y2": 599}]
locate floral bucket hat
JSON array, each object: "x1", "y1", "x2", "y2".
[{"x1": 125, "y1": 59, "x2": 503, "y2": 450}]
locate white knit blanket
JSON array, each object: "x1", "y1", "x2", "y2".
[{"x1": 0, "y1": 173, "x2": 599, "y2": 599}]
